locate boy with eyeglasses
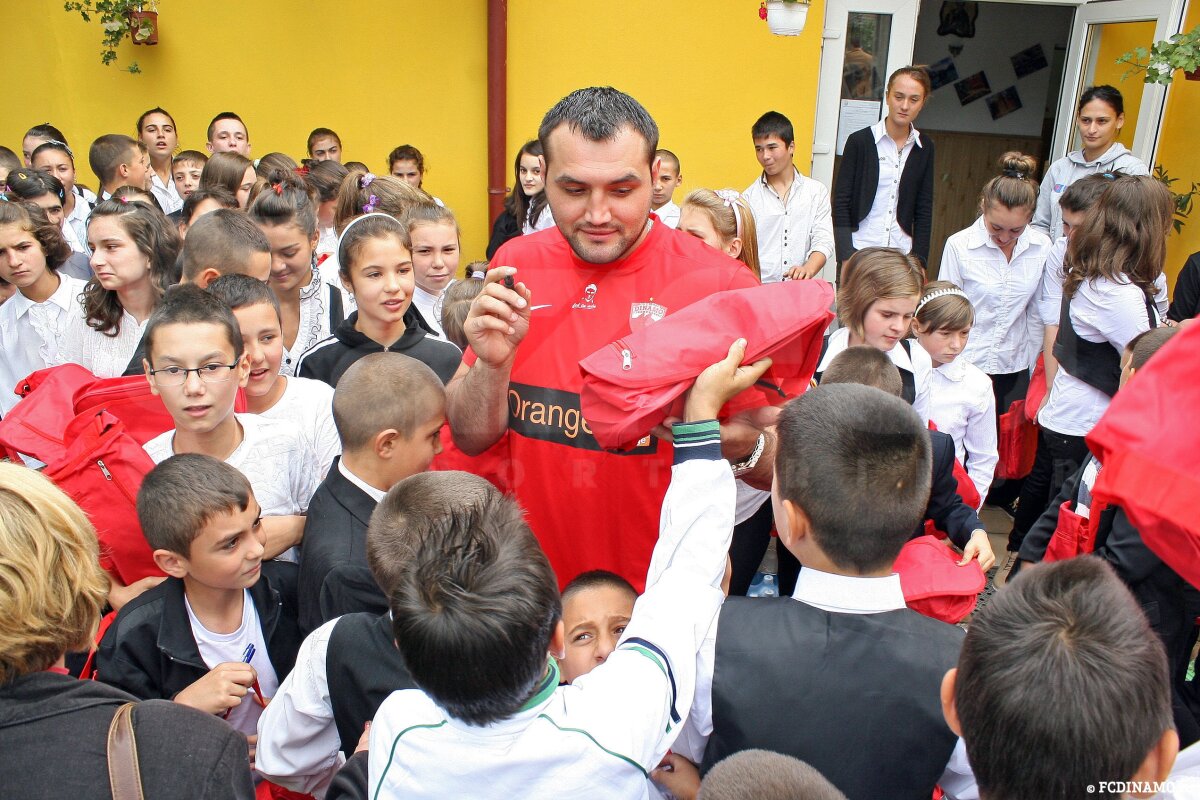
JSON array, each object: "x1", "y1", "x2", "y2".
[{"x1": 141, "y1": 284, "x2": 322, "y2": 562}]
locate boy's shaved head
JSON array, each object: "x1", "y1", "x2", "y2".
[
  {"x1": 333, "y1": 353, "x2": 445, "y2": 452},
  {"x1": 181, "y1": 209, "x2": 270, "y2": 283},
  {"x1": 655, "y1": 148, "x2": 680, "y2": 172},
  {"x1": 701, "y1": 750, "x2": 848, "y2": 800},
  {"x1": 819, "y1": 346, "x2": 904, "y2": 397}
]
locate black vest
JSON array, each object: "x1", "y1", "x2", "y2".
[
  {"x1": 326, "y1": 612, "x2": 416, "y2": 757},
  {"x1": 1053, "y1": 290, "x2": 1156, "y2": 398},
  {"x1": 703, "y1": 597, "x2": 963, "y2": 800}
]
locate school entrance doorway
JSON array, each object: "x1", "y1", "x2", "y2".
[{"x1": 810, "y1": 0, "x2": 1187, "y2": 278}]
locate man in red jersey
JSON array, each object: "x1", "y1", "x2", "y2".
[{"x1": 446, "y1": 87, "x2": 775, "y2": 590}]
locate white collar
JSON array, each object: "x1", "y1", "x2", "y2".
[
  {"x1": 871, "y1": 119, "x2": 923, "y2": 149},
  {"x1": 966, "y1": 215, "x2": 1030, "y2": 258},
  {"x1": 758, "y1": 166, "x2": 803, "y2": 194},
  {"x1": 337, "y1": 458, "x2": 388, "y2": 502},
  {"x1": 933, "y1": 355, "x2": 967, "y2": 382},
  {"x1": 7, "y1": 274, "x2": 77, "y2": 319},
  {"x1": 791, "y1": 567, "x2": 907, "y2": 614}
]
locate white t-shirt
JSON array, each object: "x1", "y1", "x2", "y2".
[
  {"x1": 259, "y1": 376, "x2": 340, "y2": 477},
  {"x1": 144, "y1": 413, "x2": 322, "y2": 519},
  {"x1": 185, "y1": 589, "x2": 279, "y2": 739},
  {"x1": 412, "y1": 284, "x2": 450, "y2": 340}
]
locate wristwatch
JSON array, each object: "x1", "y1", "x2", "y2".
[{"x1": 730, "y1": 433, "x2": 766, "y2": 476}]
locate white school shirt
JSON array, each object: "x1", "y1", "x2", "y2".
[
  {"x1": 0, "y1": 274, "x2": 87, "y2": 415},
  {"x1": 259, "y1": 376, "x2": 340, "y2": 479},
  {"x1": 672, "y1": 568, "x2": 976, "y2": 797},
  {"x1": 411, "y1": 284, "x2": 449, "y2": 340},
  {"x1": 927, "y1": 354, "x2": 998, "y2": 508},
  {"x1": 939, "y1": 216, "x2": 1053, "y2": 375},
  {"x1": 654, "y1": 201, "x2": 680, "y2": 229},
  {"x1": 281, "y1": 267, "x2": 350, "y2": 378},
  {"x1": 851, "y1": 119, "x2": 922, "y2": 254},
  {"x1": 65, "y1": 194, "x2": 93, "y2": 255},
  {"x1": 57, "y1": 307, "x2": 150, "y2": 378},
  {"x1": 144, "y1": 413, "x2": 323, "y2": 519},
  {"x1": 149, "y1": 170, "x2": 184, "y2": 215},
  {"x1": 522, "y1": 204, "x2": 555, "y2": 235},
  {"x1": 368, "y1": 452, "x2": 735, "y2": 799},
  {"x1": 59, "y1": 215, "x2": 89, "y2": 256},
  {"x1": 817, "y1": 326, "x2": 932, "y2": 425},
  {"x1": 316, "y1": 226, "x2": 338, "y2": 259},
  {"x1": 743, "y1": 168, "x2": 835, "y2": 284},
  {"x1": 185, "y1": 589, "x2": 279, "y2": 740},
  {"x1": 1039, "y1": 236, "x2": 1168, "y2": 326},
  {"x1": 1038, "y1": 276, "x2": 1159, "y2": 437}
]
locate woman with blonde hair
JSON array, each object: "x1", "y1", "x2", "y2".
[
  {"x1": 677, "y1": 188, "x2": 761, "y2": 280},
  {"x1": 0, "y1": 463, "x2": 254, "y2": 798}
]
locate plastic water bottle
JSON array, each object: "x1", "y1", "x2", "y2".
[{"x1": 748, "y1": 572, "x2": 778, "y2": 598}]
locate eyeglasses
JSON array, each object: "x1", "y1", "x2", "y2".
[{"x1": 148, "y1": 362, "x2": 239, "y2": 386}]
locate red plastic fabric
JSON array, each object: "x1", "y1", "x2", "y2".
[
  {"x1": 893, "y1": 534, "x2": 985, "y2": 624},
  {"x1": 579, "y1": 280, "x2": 835, "y2": 450},
  {"x1": 1087, "y1": 322, "x2": 1200, "y2": 588}
]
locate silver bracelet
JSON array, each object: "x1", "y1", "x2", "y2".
[{"x1": 730, "y1": 433, "x2": 766, "y2": 476}]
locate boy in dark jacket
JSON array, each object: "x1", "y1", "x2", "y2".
[{"x1": 97, "y1": 454, "x2": 303, "y2": 773}]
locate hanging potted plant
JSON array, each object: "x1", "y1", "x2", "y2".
[
  {"x1": 759, "y1": 0, "x2": 811, "y2": 36},
  {"x1": 62, "y1": 0, "x2": 160, "y2": 73},
  {"x1": 1116, "y1": 25, "x2": 1200, "y2": 85}
]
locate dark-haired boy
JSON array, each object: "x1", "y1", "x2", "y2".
[
  {"x1": 943, "y1": 558, "x2": 1177, "y2": 799},
  {"x1": 179, "y1": 185, "x2": 238, "y2": 238},
  {"x1": 208, "y1": 112, "x2": 251, "y2": 156},
  {"x1": 141, "y1": 284, "x2": 322, "y2": 561},
  {"x1": 181, "y1": 209, "x2": 272, "y2": 286},
  {"x1": 558, "y1": 569, "x2": 638, "y2": 684},
  {"x1": 88, "y1": 133, "x2": 152, "y2": 199},
  {"x1": 678, "y1": 383, "x2": 967, "y2": 800},
  {"x1": 257, "y1": 471, "x2": 497, "y2": 795},
  {"x1": 297, "y1": 352, "x2": 446, "y2": 632},
  {"x1": 651, "y1": 149, "x2": 683, "y2": 228},
  {"x1": 97, "y1": 454, "x2": 303, "y2": 768},
  {"x1": 743, "y1": 111, "x2": 834, "y2": 283},
  {"x1": 172, "y1": 149, "x2": 208, "y2": 201},
  {"x1": 367, "y1": 341, "x2": 768, "y2": 798}
]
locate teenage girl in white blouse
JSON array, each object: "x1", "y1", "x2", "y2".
[{"x1": 58, "y1": 198, "x2": 179, "y2": 378}]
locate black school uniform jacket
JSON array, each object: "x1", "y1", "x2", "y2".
[
  {"x1": 833, "y1": 126, "x2": 935, "y2": 265},
  {"x1": 298, "y1": 457, "x2": 386, "y2": 633},
  {"x1": 921, "y1": 429, "x2": 985, "y2": 549},
  {"x1": 96, "y1": 562, "x2": 302, "y2": 702},
  {"x1": 295, "y1": 308, "x2": 462, "y2": 388}
]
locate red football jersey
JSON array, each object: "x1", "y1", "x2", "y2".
[{"x1": 473, "y1": 219, "x2": 759, "y2": 590}]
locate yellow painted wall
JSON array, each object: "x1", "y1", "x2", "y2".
[
  {"x1": 1155, "y1": 3, "x2": 1200, "y2": 292},
  {"x1": 0, "y1": 1, "x2": 490, "y2": 257},
  {"x1": 3, "y1": 0, "x2": 819, "y2": 260},
  {"x1": 1091, "y1": 20, "x2": 1154, "y2": 150},
  {"x1": 506, "y1": 0, "x2": 825, "y2": 204}
]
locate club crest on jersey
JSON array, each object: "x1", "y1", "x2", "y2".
[
  {"x1": 630, "y1": 300, "x2": 667, "y2": 332},
  {"x1": 572, "y1": 283, "x2": 598, "y2": 310}
]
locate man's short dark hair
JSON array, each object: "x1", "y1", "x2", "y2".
[
  {"x1": 701, "y1": 751, "x2": 848, "y2": 800},
  {"x1": 208, "y1": 272, "x2": 280, "y2": 316},
  {"x1": 307, "y1": 127, "x2": 341, "y2": 154},
  {"x1": 367, "y1": 471, "x2": 499, "y2": 596},
  {"x1": 1128, "y1": 326, "x2": 1177, "y2": 371},
  {"x1": 181, "y1": 185, "x2": 238, "y2": 226},
  {"x1": 562, "y1": 569, "x2": 637, "y2": 605},
  {"x1": 144, "y1": 283, "x2": 244, "y2": 365},
  {"x1": 181, "y1": 209, "x2": 269, "y2": 282},
  {"x1": 751, "y1": 111, "x2": 794, "y2": 146},
  {"x1": 538, "y1": 86, "x2": 659, "y2": 166},
  {"x1": 333, "y1": 353, "x2": 444, "y2": 452},
  {"x1": 819, "y1": 346, "x2": 903, "y2": 397},
  {"x1": 207, "y1": 112, "x2": 247, "y2": 143},
  {"x1": 775, "y1": 384, "x2": 930, "y2": 572},
  {"x1": 88, "y1": 134, "x2": 139, "y2": 184},
  {"x1": 955, "y1": 558, "x2": 1172, "y2": 800},
  {"x1": 138, "y1": 454, "x2": 252, "y2": 556},
  {"x1": 389, "y1": 493, "x2": 560, "y2": 726}
]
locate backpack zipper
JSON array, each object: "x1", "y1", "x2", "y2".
[{"x1": 97, "y1": 459, "x2": 113, "y2": 480}]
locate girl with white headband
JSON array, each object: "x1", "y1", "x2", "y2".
[
  {"x1": 676, "y1": 189, "x2": 761, "y2": 280},
  {"x1": 912, "y1": 280, "x2": 998, "y2": 509}
]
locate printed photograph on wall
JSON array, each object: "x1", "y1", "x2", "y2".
[
  {"x1": 955, "y1": 71, "x2": 991, "y2": 105},
  {"x1": 927, "y1": 57, "x2": 960, "y2": 91},
  {"x1": 986, "y1": 86, "x2": 1022, "y2": 120},
  {"x1": 1010, "y1": 43, "x2": 1049, "y2": 79}
]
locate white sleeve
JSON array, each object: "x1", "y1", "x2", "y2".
[
  {"x1": 1039, "y1": 239, "x2": 1067, "y2": 326},
  {"x1": 939, "y1": 238, "x2": 963, "y2": 289},
  {"x1": 963, "y1": 389, "x2": 998, "y2": 509},
  {"x1": 807, "y1": 182, "x2": 836, "y2": 263},
  {"x1": 938, "y1": 738, "x2": 980, "y2": 800},
  {"x1": 671, "y1": 622, "x2": 717, "y2": 765},
  {"x1": 255, "y1": 618, "x2": 346, "y2": 798},
  {"x1": 314, "y1": 394, "x2": 341, "y2": 480}
]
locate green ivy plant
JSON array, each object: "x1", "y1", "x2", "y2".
[
  {"x1": 1118, "y1": 25, "x2": 1200, "y2": 85},
  {"x1": 1155, "y1": 165, "x2": 1199, "y2": 234},
  {"x1": 63, "y1": 0, "x2": 156, "y2": 74}
]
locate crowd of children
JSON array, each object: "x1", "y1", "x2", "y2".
[{"x1": 0, "y1": 74, "x2": 1198, "y2": 800}]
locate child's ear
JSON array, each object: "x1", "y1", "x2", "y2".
[
  {"x1": 549, "y1": 618, "x2": 566, "y2": 661},
  {"x1": 374, "y1": 428, "x2": 401, "y2": 459},
  {"x1": 1130, "y1": 728, "x2": 1179, "y2": 794},
  {"x1": 940, "y1": 668, "x2": 962, "y2": 736},
  {"x1": 153, "y1": 548, "x2": 189, "y2": 579},
  {"x1": 725, "y1": 238, "x2": 744, "y2": 260},
  {"x1": 196, "y1": 268, "x2": 221, "y2": 289},
  {"x1": 776, "y1": 498, "x2": 810, "y2": 551},
  {"x1": 235, "y1": 353, "x2": 250, "y2": 388}
]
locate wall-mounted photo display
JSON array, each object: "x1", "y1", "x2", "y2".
[
  {"x1": 955, "y1": 71, "x2": 991, "y2": 105},
  {"x1": 986, "y1": 86, "x2": 1022, "y2": 119},
  {"x1": 1010, "y1": 43, "x2": 1048, "y2": 79},
  {"x1": 928, "y1": 56, "x2": 960, "y2": 90}
]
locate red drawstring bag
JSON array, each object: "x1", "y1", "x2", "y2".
[
  {"x1": 579, "y1": 281, "x2": 834, "y2": 450},
  {"x1": 894, "y1": 535, "x2": 985, "y2": 624},
  {"x1": 1042, "y1": 498, "x2": 1107, "y2": 562},
  {"x1": 995, "y1": 399, "x2": 1038, "y2": 480},
  {"x1": 1087, "y1": 323, "x2": 1200, "y2": 588}
]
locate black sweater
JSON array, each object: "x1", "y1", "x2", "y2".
[
  {"x1": 295, "y1": 308, "x2": 462, "y2": 388},
  {"x1": 1169, "y1": 252, "x2": 1200, "y2": 322},
  {"x1": 833, "y1": 125, "x2": 936, "y2": 265}
]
